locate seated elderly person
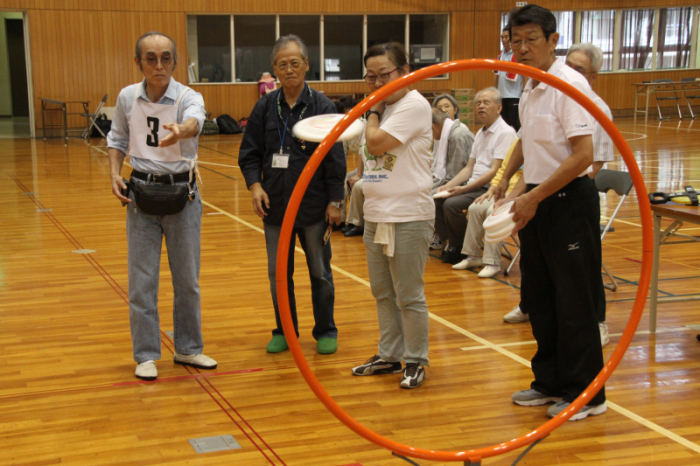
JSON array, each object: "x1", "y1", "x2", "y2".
[
  {"x1": 452, "y1": 138, "x2": 524, "y2": 277},
  {"x1": 336, "y1": 96, "x2": 363, "y2": 232},
  {"x1": 434, "y1": 87, "x2": 516, "y2": 264},
  {"x1": 430, "y1": 108, "x2": 475, "y2": 193},
  {"x1": 429, "y1": 94, "x2": 474, "y2": 250}
]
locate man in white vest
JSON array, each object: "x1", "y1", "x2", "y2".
[{"x1": 107, "y1": 32, "x2": 216, "y2": 381}]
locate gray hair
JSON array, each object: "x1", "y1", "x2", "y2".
[
  {"x1": 475, "y1": 87, "x2": 502, "y2": 105},
  {"x1": 432, "y1": 94, "x2": 460, "y2": 119},
  {"x1": 271, "y1": 34, "x2": 308, "y2": 64},
  {"x1": 135, "y1": 31, "x2": 177, "y2": 66},
  {"x1": 567, "y1": 43, "x2": 604, "y2": 73},
  {"x1": 431, "y1": 108, "x2": 449, "y2": 126}
]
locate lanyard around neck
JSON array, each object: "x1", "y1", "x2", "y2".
[{"x1": 275, "y1": 84, "x2": 310, "y2": 150}]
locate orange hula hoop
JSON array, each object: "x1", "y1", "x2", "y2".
[{"x1": 274, "y1": 59, "x2": 653, "y2": 463}]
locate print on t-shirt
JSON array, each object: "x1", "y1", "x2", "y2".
[{"x1": 363, "y1": 144, "x2": 398, "y2": 179}]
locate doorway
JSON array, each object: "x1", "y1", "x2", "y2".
[{"x1": 0, "y1": 12, "x2": 31, "y2": 138}]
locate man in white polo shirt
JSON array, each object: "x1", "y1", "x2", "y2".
[
  {"x1": 494, "y1": 5, "x2": 607, "y2": 421},
  {"x1": 434, "y1": 87, "x2": 516, "y2": 265}
]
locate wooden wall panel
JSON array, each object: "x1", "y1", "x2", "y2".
[{"x1": 10, "y1": 0, "x2": 700, "y2": 129}]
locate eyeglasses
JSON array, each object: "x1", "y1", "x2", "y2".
[
  {"x1": 510, "y1": 36, "x2": 544, "y2": 49},
  {"x1": 364, "y1": 68, "x2": 398, "y2": 84},
  {"x1": 275, "y1": 60, "x2": 305, "y2": 71},
  {"x1": 141, "y1": 55, "x2": 173, "y2": 67}
]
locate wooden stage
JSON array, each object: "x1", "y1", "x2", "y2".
[{"x1": 1, "y1": 117, "x2": 700, "y2": 465}]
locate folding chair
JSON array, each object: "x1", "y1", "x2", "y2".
[
  {"x1": 680, "y1": 77, "x2": 700, "y2": 119},
  {"x1": 81, "y1": 94, "x2": 109, "y2": 139},
  {"x1": 595, "y1": 169, "x2": 634, "y2": 291},
  {"x1": 652, "y1": 79, "x2": 683, "y2": 120},
  {"x1": 502, "y1": 234, "x2": 520, "y2": 277}
]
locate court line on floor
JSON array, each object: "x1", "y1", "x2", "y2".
[
  {"x1": 86, "y1": 148, "x2": 700, "y2": 455},
  {"x1": 460, "y1": 327, "x2": 683, "y2": 351},
  {"x1": 198, "y1": 160, "x2": 239, "y2": 168},
  {"x1": 201, "y1": 198, "x2": 700, "y2": 456},
  {"x1": 11, "y1": 174, "x2": 284, "y2": 466}
]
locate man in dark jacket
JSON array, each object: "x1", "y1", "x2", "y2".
[{"x1": 239, "y1": 35, "x2": 346, "y2": 355}]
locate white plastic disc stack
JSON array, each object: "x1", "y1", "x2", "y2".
[{"x1": 483, "y1": 200, "x2": 516, "y2": 244}]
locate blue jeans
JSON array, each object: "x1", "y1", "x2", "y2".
[
  {"x1": 264, "y1": 220, "x2": 337, "y2": 340},
  {"x1": 363, "y1": 220, "x2": 433, "y2": 366},
  {"x1": 126, "y1": 181, "x2": 203, "y2": 362}
]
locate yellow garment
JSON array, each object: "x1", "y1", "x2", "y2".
[{"x1": 491, "y1": 137, "x2": 522, "y2": 194}]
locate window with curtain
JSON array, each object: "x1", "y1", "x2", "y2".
[
  {"x1": 552, "y1": 12, "x2": 575, "y2": 58},
  {"x1": 580, "y1": 10, "x2": 615, "y2": 72},
  {"x1": 657, "y1": 7, "x2": 693, "y2": 69},
  {"x1": 323, "y1": 15, "x2": 363, "y2": 81},
  {"x1": 280, "y1": 15, "x2": 321, "y2": 80},
  {"x1": 619, "y1": 9, "x2": 655, "y2": 70}
]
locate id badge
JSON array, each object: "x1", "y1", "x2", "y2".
[{"x1": 272, "y1": 151, "x2": 290, "y2": 169}]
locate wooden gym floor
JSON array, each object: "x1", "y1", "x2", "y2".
[{"x1": 1, "y1": 116, "x2": 700, "y2": 466}]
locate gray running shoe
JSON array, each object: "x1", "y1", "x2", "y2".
[
  {"x1": 547, "y1": 401, "x2": 608, "y2": 421},
  {"x1": 511, "y1": 389, "x2": 562, "y2": 406}
]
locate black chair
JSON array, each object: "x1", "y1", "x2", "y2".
[
  {"x1": 652, "y1": 79, "x2": 683, "y2": 120},
  {"x1": 680, "y1": 77, "x2": 700, "y2": 119},
  {"x1": 595, "y1": 169, "x2": 634, "y2": 291}
]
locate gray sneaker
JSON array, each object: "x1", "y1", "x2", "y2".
[
  {"x1": 547, "y1": 400, "x2": 607, "y2": 421},
  {"x1": 511, "y1": 389, "x2": 562, "y2": 406},
  {"x1": 352, "y1": 355, "x2": 403, "y2": 376}
]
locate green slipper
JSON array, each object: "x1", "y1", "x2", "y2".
[
  {"x1": 317, "y1": 337, "x2": 338, "y2": 354},
  {"x1": 266, "y1": 335, "x2": 289, "y2": 353}
]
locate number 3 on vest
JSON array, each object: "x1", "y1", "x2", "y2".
[{"x1": 146, "y1": 116, "x2": 160, "y2": 147}]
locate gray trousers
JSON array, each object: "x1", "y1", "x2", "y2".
[
  {"x1": 461, "y1": 198, "x2": 504, "y2": 266},
  {"x1": 126, "y1": 183, "x2": 203, "y2": 363},
  {"x1": 347, "y1": 179, "x2": 364, "y2": 226},
  {"x1": 363, "y1": 220, "x2": 433, "y2": 366}
]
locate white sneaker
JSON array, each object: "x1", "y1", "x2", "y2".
[
  {"x1": 135, "y1": 361, "x2": 157, "y2": 381},
  {"x1": 477, "y1": 264, "x2": 500, "y2": 278},
  {"x1": 503, "y1": 305, "x2": 529, "y2": 323},
  {"x1": 452, "y1": 257, "x2": 482, "y2": 270},
  {"x1": 429, "y1": 234, "x2": 444, "y2": 250},
  {"x1": 174, "y1": 352, "x2": 218, "y2": 369},
  {"x1": 599, "y1": 322, "x2": 609, "y2": 347}
]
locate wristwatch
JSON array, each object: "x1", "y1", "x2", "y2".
[
  {"x1": 366, "y1": 110, "x2": 381, "y2": 119},
  {"x1": 329, "y1": 201, "x2": 342, "y2": 209}
]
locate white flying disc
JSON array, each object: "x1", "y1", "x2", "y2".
[
  {"x1": 485, "y1": 230, "x2": 513, "y2": 244},
  {"x1": 485, "y1": 221, "x2": 516, "y2": 240},
  {"x1": 433, "y1": 190, "x2": 451, "y2": 199},
  {"x1": 292, "y1": 114, "x2": 365, "y2": 142},
  {"x1": 483, "y1": 200, "x2": 516, "y2": 231},
  {"x1": 483, "y1": 200, "x2": 516, "y2": 243}
]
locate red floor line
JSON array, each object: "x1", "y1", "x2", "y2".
[
  {"x1": 203, "y1": 377, "x2": 288, "y2": 466},
  {"x1": 0, "y1": 383, "x2": 114, "y2": 401},
  {"x1": 11, "y1": 174, "x2": 129, "y2": 301},
  {"x1": 112, "y1": 368, "x2": 263, "y2": 386},
  {"x1": 625, "y1": 257, "x2": 643, "y2": 264},
  {"x1": 184, "y1": 364, "x2": 277, "y2": 465},
  {"x1": 12, "y1": 174, "x2": 281, "y2": 465}
]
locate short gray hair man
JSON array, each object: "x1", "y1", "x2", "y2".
[
  {"x1": 475, "y1": 86, "x2": 502, "y2": 105},
  {"x1": 270, "y1": 34, "x2": 309, "y2": 64},
  {"x1": 566, "y1": 42, "x2": 603, "y2": 73}
]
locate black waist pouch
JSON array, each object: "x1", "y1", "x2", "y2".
[{"x1": 129, "y1": 179, "x2": 194, "y2": 216}]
